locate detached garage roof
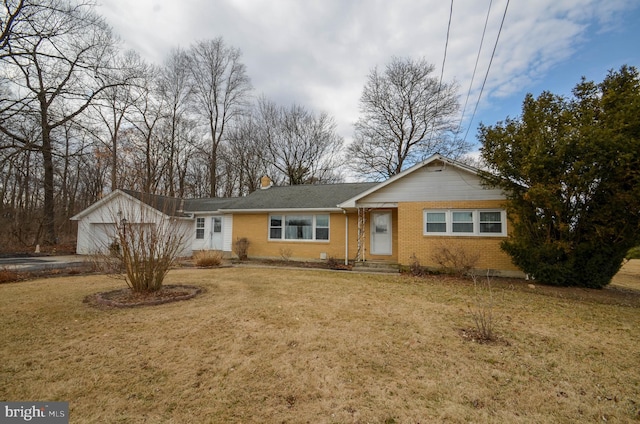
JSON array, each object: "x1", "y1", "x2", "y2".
[
  {"x1": 120, "y1": 189, "x2": 190, "y2": 217},
  {"x1": 70, "y1": 189, "x2": 193, "y2": 220}
]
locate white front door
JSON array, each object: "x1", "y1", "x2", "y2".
[
  {"x1": 370, "y1": 211, "x2": 392, "y2": 255},
  {"x1": 210, "y1": 216, "x2": 223, "y2": 250}
]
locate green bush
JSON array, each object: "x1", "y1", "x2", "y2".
[
  {"x1": 503, "y1": 239, "x2": 629, "y2": 289},
  {"x1": 627, "y1": 246, "x2": 640, "y2": 260}
]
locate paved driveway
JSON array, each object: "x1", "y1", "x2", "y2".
[{"x1": 0, "y1": 255, "x2": 88, "y2": 272}]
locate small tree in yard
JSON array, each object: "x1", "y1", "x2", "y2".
[
  {"x1": 468, "y1": 271, "x2": 498, "y2": 342},
  {"x1": 97, "y1": 204, "x2": 189, "y2": 293},
  {"x1": 479, "y1": 65, "x2": 640, "y2": 288}
]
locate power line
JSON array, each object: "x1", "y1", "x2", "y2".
[
  {"x1": 458, "y1": 0, "x2": 493, "y2": 134},
  {"x1": 428, "y1": 0, "x2": 454, "y2": 147},
  {"x1": 463, "y1": 0, "x2": 510, "y2": 144},
  {"x1": 438, "y1": 0, "x2": 454, "y2": 92}
]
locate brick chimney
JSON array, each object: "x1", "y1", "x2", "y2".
[{"x1": 260, "y1": 175, "x2": 273, "y2": 189}]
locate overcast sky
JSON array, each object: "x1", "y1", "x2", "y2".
[{"x1": 98, "y1": 0, "x2": 640, "y2": 153}]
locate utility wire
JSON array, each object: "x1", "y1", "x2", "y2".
[
  {"x1": 457, "y1": 0, "x2": 493, "y2": 134},
  {"x1": 438, "y1": 0, "x2": 454, "y2": 94},
  {"x1": 463, "y1": 0, "x2": 510, "y2": 144},
  {"x1": 427, "y1": 0, "x2": 454, "y2": 147}
]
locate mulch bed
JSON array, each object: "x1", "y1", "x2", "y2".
[{"x1": 84, "y1": 284, "x2": 203, "y2": 308}]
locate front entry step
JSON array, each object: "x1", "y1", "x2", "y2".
[{"x1": 353, "y1": 261, "x2": 400, "y2": 274}]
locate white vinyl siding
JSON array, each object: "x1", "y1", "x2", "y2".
[
  {"x1": 358, "y1": 162, "x2": 505, "y2": 206},
  {"x1": 424, "y1": 210, "x2": 506, "y2": 236},
  {"x1": 222, "y1": 214, "x2": 233, "y2": 251}
]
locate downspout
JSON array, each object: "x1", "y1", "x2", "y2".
[{"x1": 344, "y1": 211, "x2": 348, "y2": 266}]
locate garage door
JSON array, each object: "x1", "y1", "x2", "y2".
[{"x1": 90, "y1": 223, "x2": 118, "y2": 254}]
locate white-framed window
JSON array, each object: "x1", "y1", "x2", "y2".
[
  {"x1": 423, "y1": 209, "x2": 506, "y2": 236},
  {"x1": 479, "y1": 211, "x2": 503, "y2": 234},
  {"x1": 195, "y1": 217, "x2": 205, "y2": 239},
  {"x1": 315, "y1": 215, "x2": 329, "y2": 240},
  {"x1": 212, "y1": 217, "x2": 222, "y2": 233},
  {"x1": 269, "y1": 214, "x2": 330, "y2": 241},
  {"x1": 452, "y1": 211, "x2": 474, "y2": 233},
  {"x1": 425, "y1": 211, "x2": 447, "y2": 234}
]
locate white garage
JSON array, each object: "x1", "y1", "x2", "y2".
[{"x1": 71, "y1": 190, "x2": 193, "y2": 257}]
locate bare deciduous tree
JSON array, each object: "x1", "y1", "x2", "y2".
[
  {"x1": 348, "y1": 57, "x2": 469, "y2": 180},
  {"x1": 0, "y1": 0, "x2": 124, "y2": 244},
  {"x1": 0, "y1": 0, "x2": 24, "y2": 53},
  {"x1": 157, "y1": 48, "x2": 194, "y2": 197},
  {"x1": 256, "y1": 98, "x2": 344, "y2": 185},
  {"x1": 222, "y1": 114, "x2": 269, "y2": 195},
  {"x1": 90, "y1": 50, "x2": 149, "y2": 191},
  {"x1": 188, "y1": 37, "x2": 252, "y2": 196}
]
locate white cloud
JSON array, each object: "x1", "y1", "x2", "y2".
[{"x1": 97, "y1": 0, "x2": 638, "y2": 144}]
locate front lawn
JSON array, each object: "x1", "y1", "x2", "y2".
[{"x1": 1, "y1": 264, "x2": 639, "y2": 423}]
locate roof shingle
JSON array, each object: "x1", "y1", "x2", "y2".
[
  {"x1": 122, "y1": 182, "x2": 377, "y2": 215},
  {"x1": 219, "y1": 183, "x2": 378, "y2": 210}
]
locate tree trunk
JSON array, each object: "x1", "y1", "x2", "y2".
[
  {"x1": 41, "y1": 128, "x2": 56, "y2": 245},
  {"x1": 111, "y1": 132, "x2": 118, "y2": 191},
  {"x1": 209, "y1": 147, "x2": 217, "y2": 197}
]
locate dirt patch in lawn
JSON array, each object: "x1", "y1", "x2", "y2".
[{"x1": 84, "y1": 284, "x2": 203, "y2": 308}]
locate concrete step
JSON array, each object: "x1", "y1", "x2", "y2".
[{"x1": 353, "y1": 261, "x2": 400, "y2": 273}]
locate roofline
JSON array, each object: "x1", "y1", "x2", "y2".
[
  {"x1": 70, "y1": 189, "x2": 130, "y2": 221},
  {"x1": 70, "y1": 189, "x2": 180, "y2": 221},
  {"x1": 337, "y1": 153, "x2": 480, "y2": 208},
  {"x1": 220, "y1": 207, "x2": 344, "y2": 213}
]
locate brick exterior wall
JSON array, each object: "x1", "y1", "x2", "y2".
[
  {"x1": 232, "y1": 212, "x2": 354, "y2": 261},
  {"x1": 231, "y1": 202, "x2": 520, "y2": 276},
  {"x1": 397, "y1": 200, "x2": 520, "y2": 275}
]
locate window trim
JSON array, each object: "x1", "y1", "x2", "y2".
[
  {"x1": 268, "y1": 213, "x2": 330, "y2": 242},
  {"x1": 424, "y1": 211, "x2": 448, "y2": 235},
  {"x1": 452, "y1": 210, "x2": 475, "y2": 234},
  {"x1": 479, "y1": 211, "x2": 503, "y2": 234},
  {"x1": 423, "y1": 209, "x2": 506, "y2": 237},
  {"x1": 195, "y1": 217, "x2": 206, "y2": 239}
]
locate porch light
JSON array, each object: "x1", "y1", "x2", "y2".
[{"x1": 120, "y1": 217, "x2": 128, "y2": 238}]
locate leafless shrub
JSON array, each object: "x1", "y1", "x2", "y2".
[
  {"x1": 234, "y1": 237, "x2": 250, "y2": 261},
  {"x1": 431, "y1": 242, "x2": 479, "y2": 276},
  {"x1": 409, "y1": 253, "x2": 426, "y2": 276},
  {"x1": 279, "y1": 247, "x2": 293, "y2": 261},
  {"x1": 0, "y1": 267, "x2": 20, "y2": 283},
  {"x1": 194, "y1": 250, "x2": 224, "y2": 267},
  {"x1": 468, "y1": 271, "x2": 498, "y2": 342},
  {"x1": 86, "y1": 252, "x2": 123, "y2": 276},
  {"x1": 326, "y1": 256, "x2": 339, "y2": 269},
  {"x1": 91, "y1": 205, "x2": 189, "y2": 293}
]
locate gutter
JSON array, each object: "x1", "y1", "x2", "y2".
[{"x1": 218, "y1": 207, "x2": 344, "y2": 214}]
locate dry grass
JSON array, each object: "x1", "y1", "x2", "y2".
[
  {"x1": 193, "y1": 250, "x2": 225, "y2": 268},
  {"x1": 1, "y1": 262, "x2": 640, "y2": 423}
]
